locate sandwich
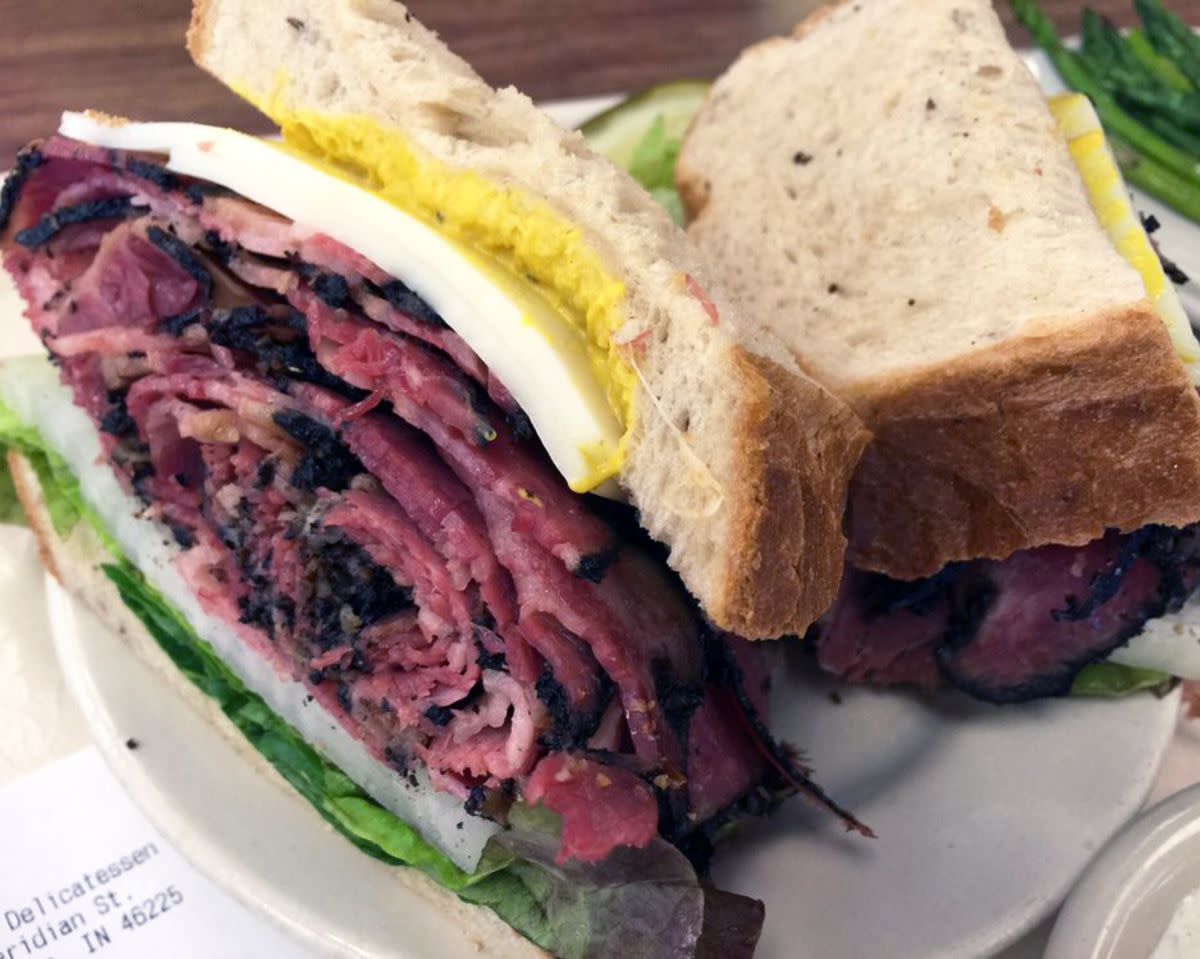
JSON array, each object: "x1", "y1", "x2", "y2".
[
  {"x1": 0, "y1": 0, "x2": 872, "y2": 955},
  {"x1": 678, "y1": 0, "x2": 1200, "y2": 703}
]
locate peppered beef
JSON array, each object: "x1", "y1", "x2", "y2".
[
  {"x1": 815, "y1": 526, "x2": 1200, "y2": 703},
  {"x1": 0, "y1": 135, "x2": 853, "y2": 872}
]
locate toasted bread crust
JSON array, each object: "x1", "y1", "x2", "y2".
[
  {"x1": 9, "y1": 450, "x2": 62, "y2": 583},
  {"x1": 185, "y1": 0, "x2": 868, "y2": 636},
  {"x1": 720, "y1": 349, "x2": 869, "y2": 633},
  {"x1": 680, "y1": 0, "x2": 1200, "y2": 581},
  {"x1": 845, "y1": 305, "x2": 1200, "y2": 578},
  {"x1": 185, "y1": 0, "x2": 214, "y2": 64},
  {"x1": 10, "y1": 451, "x2": 550, "y2": 959}
]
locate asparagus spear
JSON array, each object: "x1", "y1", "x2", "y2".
[
  {"x1": 1126, "y1": 28, "x2": 1194, "y2": 92},
  {"x1": 1136, "y1": 0, "x2": 1200, "y2": 91},
  {"x1": 1079, "y1": 10, "x2": 1200, "y2": 133},
  {"x1": 1112, "y1": 135, "x2": 1200, "y2": 220},
  {"x1": 1010, "y1": 0, "x2": 1200, "y2": 185},
  {"x1": 1139, "y1": 108, "x2": 1200, "y2": 153}
]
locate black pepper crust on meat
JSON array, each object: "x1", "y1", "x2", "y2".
[
  {"x1": 99, "y1": 390, "x2": 137, "y2": 438},
  {"x1": 186, "y1": 182, "x2": 232, "y2": 205},
  {"x1": 573, "y1": 544, "x2": 620, "y2": 584},
  {"x1": 856, "y1": 565, "x2": 959, "y2": 620},
  {"x1": 367, "y1": 277, "x2": 449, "y2": 329},
  {"x1": 14, "y1": 196, "x2": 144, "y2": 248},
  {"x1": 653, "y1": 658, "x2": 705, "y2": 744},
  {"x1": 938, "y1": 523, "x2": 1200, "y2": 702},
  {"x1": 202, "y1": 228, "x2": 237, "y2": 266},
  {"x1": 205, "y1": 306, "x2": 367, "y2": 400},
  {"x1": 0, "y1": 147, "x2": 46, "y2": 233},
  {"x1": 312, "y1": 272, "x2": 351, "y2": 309},
  {"x1": 123, "y1": 157, "x2": 179, "y2": 192},
  {"x1": 302, "y1": 528, "x2": 416, "y2": 650},
  {"x1": 146, "y1": 225, "x2": 213, "y2": 303},
  {"x1": 1052, "y1": 528, "x2": 1157, "y2": 622},
  {"x1": 535, "y1": 664, "x2": 615, "y2": 750},
  {"x1": 272, "y1": 409, "x2": 367, "y2": 492}
]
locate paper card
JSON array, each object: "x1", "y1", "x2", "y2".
[{"x1": 0, "y1": 748, "x2": 316, "y2": 959}]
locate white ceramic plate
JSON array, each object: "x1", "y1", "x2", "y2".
[
  {"x1": 44, "y1": 569, "x2": 1180, "y2": 959},
  {"x1": 22, "y1": 53, "x2": 1200, "y2": 959},
  {"x1": 1045, "y1": 781, "x2": 1200, "y2": 959}
]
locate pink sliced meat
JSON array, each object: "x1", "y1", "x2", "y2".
[
  {"x1": 814, "y1": 568, "x2": 947, "y2": 692},
  {"x1": 526, "y1": 754, "x2": 660, "y2": 864},
  {"x1": 0, "y1": 137, "x2": 818, "y2": 868},
  {"x1": 817, "y1": 525, "x2": 1200, "y2": 703},
  {"x1": 939, "y1": 531, "x2": 1200, "y2": 701}
]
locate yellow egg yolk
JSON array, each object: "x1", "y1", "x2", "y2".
[
  {"x1": 258, "y1": 103, "x2": 635, "y2": 491},
  {"x1": 1049, "y1": 93, "x2": 1200, "y2": 377}
]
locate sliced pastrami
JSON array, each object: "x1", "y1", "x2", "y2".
[
  {"x1": 526, "y1": 753, "x2": 660, "y2": 864},
  {"x1": 817, "y1": 526, "x2": 1200, "y2": 703},
  {"x1": 0, "y1": 137, "x2": 833, "y2": 869},
  {"x1": 940, "y1": 527, "x2": 1200, "y2": 701},
  {"x1": 813, "y1": 567, "x2": 948, "y2": 692}
]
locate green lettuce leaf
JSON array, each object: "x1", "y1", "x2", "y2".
[
  {"x1": 1071, "y1": 661, "x2": 1174, "y2": 697},
  {"x1": 0, "y1": 461, "x2": 23, "y2": 526},
  {"x1": 0, "y1": 400, "x2": 114, "y2": 546},
  {"x1": 627, "y1": 117, "x2": 686, "y2": 224}
]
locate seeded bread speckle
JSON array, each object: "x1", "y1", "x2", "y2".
[
  {"x1": 679, "y1": 0, "x2": 1200, "y2": 579},
  {"x1": 187, "y1": 0, "x2": 869, "y2": 635}
]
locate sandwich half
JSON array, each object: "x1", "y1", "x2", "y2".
[
  {"x1": 0, "y1": 0, "x2": 871, "y2": 955},
  {"x1": 679, "y1": 0, "x2": 1200, "y2": 702}
]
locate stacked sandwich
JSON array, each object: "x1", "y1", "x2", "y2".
[
  {"x1": 0, "y1": 0, "x2": 872, "y2": 956},
  {"x1": 9, "y1": 0, "x2": 1197, "y2": 954},
  {"x1": 679, "y1": 0, "x2": 1200, "y2": 703}
]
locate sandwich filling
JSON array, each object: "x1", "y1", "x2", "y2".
[{"x1": 0, "y1": 130, "x2": 863, "y2": 952}]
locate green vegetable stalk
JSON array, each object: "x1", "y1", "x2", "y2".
[
  {"x1": 1136, "y1": 0, "x2": 1200, "y2": 91},
  {"x1": 1080, "y1": 9, "x2": 1200, "y2": 133},
  {"x1": 1126, "y1": 27, "x2": 1195, "y2": 92},
  {"x1": 1010, "y1": 0, "x2": 1200, "y2": 221}
]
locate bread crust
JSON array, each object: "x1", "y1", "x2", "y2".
[
  {"x1": 720, "y1": 349, "x2": 869, "y2": 633},
  {"x1": 680, "y1": 0, "x2": 1200, "y2": 581},
  {"x1": 10, "y1": 450, "x2": 62, "y2": 582},
  {"x1": 844, "y1": 305, "x2": 1200, "y2": 578},
  {"x1": 677, "y1": 0, "x2": 848, "y2": 223},
  {"x1": 9, "y1": 451, "x2": 549, "y2": 959},
  {"x1": 184, "y1": 0, "x2": 868, "y2": 637}
]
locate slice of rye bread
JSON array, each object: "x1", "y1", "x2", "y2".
[
  {"x1": 8, "y1": 449, "x2": 551, "y2": 959},
  {"x1": 677, "y1": 0, "x2": 1200, "y2": 581},
  {"x1": 185, "y1": 0, "x2": 870, "y2": 638}
]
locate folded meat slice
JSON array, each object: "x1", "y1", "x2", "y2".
[
  {"x1": 1, "y1": 136, "x2": 864, "y2": 863},
  {"x1": 815, "y1": 526, "x2": 1200, "y2": 702}
]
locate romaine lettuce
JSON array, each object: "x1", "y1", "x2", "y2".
[{"x1": 1071, "y1": 661, "x2": 1174, "y2": 698}]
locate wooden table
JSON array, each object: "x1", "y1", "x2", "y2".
[{"x1": 0, "y1": 0, "x2": 1196, "y2": 159}]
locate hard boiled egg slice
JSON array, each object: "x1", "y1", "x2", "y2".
[
  {"x1": 1049, "y1": 93, "x2": 1200, "y2": 381},
  {"x1": 58, "y1": 112, "x2": 624, "y2": 496}
]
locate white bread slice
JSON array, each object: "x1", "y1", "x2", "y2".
[
  {"x1": 678, "y1": 0, "x2": 1200, "y2": 580},
  {"x1": 185, "y1": 0, "x2": 869, "y2": 638},
  {"x1": 9, "y1": 450, "x2": 549, "y2": 959}
]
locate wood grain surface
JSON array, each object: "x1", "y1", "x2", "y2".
[{"x1": 0, "y1": 0, "x2": 1195, "y2": 158}]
